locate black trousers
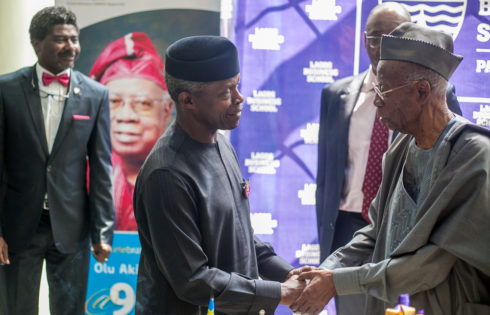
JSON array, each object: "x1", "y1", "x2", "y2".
[
  {"x1": 331, "y1": 210, "x2": 368, "y2": 315},
  {"x1": 0, "y1": 212, "x2": 90, "y2": 315}
]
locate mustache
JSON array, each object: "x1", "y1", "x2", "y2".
[{"x1": 59, "y1": 52, "x2": 77, "y2": 57}]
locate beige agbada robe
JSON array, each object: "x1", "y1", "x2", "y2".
[{"x1": 321, "y1": 116, "x2": 490, "y2": 315}]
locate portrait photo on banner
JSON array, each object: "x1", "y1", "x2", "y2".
[{"x1": 77, "y1": 9, "x2": 220, "y2": 232}]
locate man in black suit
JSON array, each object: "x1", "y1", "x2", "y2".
[
  {"x1": 315, "y1": 2, "x2": 462, "y2": 314},
  {"x1": 0, "y1": 6, "x2": 114, "y2": 315}
]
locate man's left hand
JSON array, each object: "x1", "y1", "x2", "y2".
[
  {"x1": 92, "y1": 243, "x2": 112, "y2": 263},
  {"x1": 290, "y1": 269, "x2": 336, "y2": 315}
]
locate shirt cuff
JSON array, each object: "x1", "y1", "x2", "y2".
[
  {"x1": 332, "y1": 266, "x2": 364, "y2": 296},
  {"x1": 248, "y1": 280, "x2": 281, "y2": 314},
  {"x1": 259, "y1": 255, "x2": 294, "y2": 281}
]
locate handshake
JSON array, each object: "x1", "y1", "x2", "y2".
[{"x1": 279, "y1": 266, "x2": 336, "y2": 315}]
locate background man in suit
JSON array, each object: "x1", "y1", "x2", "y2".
[
  {"x1": 0, "y1": 6, "x2": 114, "y2": 315},
  {"x1": 315, "y1": 2, "x2": 461, "y2": 314}
]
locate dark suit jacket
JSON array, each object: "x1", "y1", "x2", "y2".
[
  {"x1": 0, "y1": 66, "x2": 114, "y2": 254},
  {"x1": 315, "y1": 70, "x2": 462, "y2": 261}
]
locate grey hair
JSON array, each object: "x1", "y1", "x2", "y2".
[
  {"x1": 164, "y1": 72, "x2": 210, "y2": 105},
  {"x1": 405, "y1": 62, "x2": 447, "y2": 98}
]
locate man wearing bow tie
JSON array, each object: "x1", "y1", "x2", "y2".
[{"x1": 0, "y1": 6, "x2": 114, "y2": 315}]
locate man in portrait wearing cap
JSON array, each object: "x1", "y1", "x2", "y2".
[
  {"x1": 0, "y1": 6, "x2": 114, "y2": 314},
  {"x1": 90, "y1": 32, "x2": 173, "y2": 231},
  {"x1": 133, "y1": 35, "x2": 307, "y2": 314},
  {"x1": 290, "y1": 22, "x2": 490, "y2": 315}
]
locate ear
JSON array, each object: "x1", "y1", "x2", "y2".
[
  {"x1": 178, "y1": 91, "x2": 195, "y2": 111},
  {"x1": 162, "y1": 98, "x2": 174, "y2": 115},
  {"x1": 363, "y1": 32, "x2": 368, "y2": 50},
  {"x1": 31, "y1": 40, "x2": 41, "y2": 56},
  {"x1": 159, "y1": 98, "x2": 174, "y2": 128},
  {"x1": 416, "y1": 80, "x2": 431, "y2": 102}
]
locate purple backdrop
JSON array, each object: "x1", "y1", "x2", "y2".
[{"x1": 231, "y1": 1, "x2": 488, "y2": 314}]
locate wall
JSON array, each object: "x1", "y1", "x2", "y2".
[{"x1": 0, "y1": 0, "x2": 54, "y2": 74}]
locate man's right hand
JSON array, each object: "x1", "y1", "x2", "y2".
[
  {"x1": 0, "y1": 236, "x2": 10, "y2": 265},
  {"x1": 290, "y1": 269, "x2": 336, "y2": 315},
  {"x1": 279, "y1": 275, "x2": 306, "y2": 306}
]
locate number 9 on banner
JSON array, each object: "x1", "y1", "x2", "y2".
[{"x1": 110, "y1": 282, "x2": 135, "y2": 315}]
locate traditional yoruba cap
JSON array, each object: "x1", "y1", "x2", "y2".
[
  {"x1": 165, "y1": 35, "x2": 239, "y2": 82},
  {"x1": 380, "y1": 22, "x2": 463, "y2": 80},
  {"x1": 89, "y1": 32, "x2": 167, "y2": 90}
]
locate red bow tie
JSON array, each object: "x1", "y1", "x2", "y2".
[{"x1": 42, "y1": 72, "x2": 69, "y2": 87}]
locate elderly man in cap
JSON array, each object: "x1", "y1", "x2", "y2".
[
  {"x1": 90, "y1": 32, "x2": 173, "y2": 231},
  {"x1": 133, "y1": 35, "x2": 306, "y2": 314},
  {"x1": 290, "y1": 22, "x2": 490, "y2": 315},
  {"x1": 315, "y1": 4, "x2": 462, "y2": 313}
]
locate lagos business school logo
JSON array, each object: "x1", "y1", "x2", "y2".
[{"x1": 391, "y1": 0, "x2": 467, "y2": 39}]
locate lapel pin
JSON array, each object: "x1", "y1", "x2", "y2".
[
  {"x1": 242, "y1": 179, "x2": 250, "y2": 199},
  {"x1": 74, "y1": 87, "x2": 80, "y2": 94}
]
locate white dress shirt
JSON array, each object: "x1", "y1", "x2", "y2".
[
  {"x1": 36, "y1": 63, "x2": 70, "y2": 153},
  {"x1": 339, "y1": 68, "x2": 392, "y2": 213}
]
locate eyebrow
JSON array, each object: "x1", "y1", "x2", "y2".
[
  {"x1": 109, "y1": 93, "x2": 153, "y2": 98},
  {"x1": 52, "y1": 34, "x2": 79, "y2": 39}
]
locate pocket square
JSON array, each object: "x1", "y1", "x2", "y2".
[{"x1": 72, "y1": 114, "x2": 90, "y2": 120}]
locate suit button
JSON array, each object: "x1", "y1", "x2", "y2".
[{"x1": 47, "y1": 165, "x2": 52, "y2": 172}]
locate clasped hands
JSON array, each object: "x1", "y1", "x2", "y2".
[{"x1": 280, "y1": 266, "x2": 336, "y2": 315}]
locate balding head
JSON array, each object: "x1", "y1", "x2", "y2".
[
  {"x1": 364, "y1": 2, "x2": 411, "y2": 75},
  {"x1": 367, "y1": 2, "x2": 411, "y2": 27}
]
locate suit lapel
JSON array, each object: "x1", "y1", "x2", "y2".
[
  {"x1": 339, "y1": 70, "x2": 367, "y2": 120},
  {"x1": 333, "y1": 71, "x2": 369, "y2": 183},
  {"x1": 22, "y1": 67, "x2": 49, "y2": 156},
  {"x1": 50, "y1": 71, "x2": 83, "y2": 158}
]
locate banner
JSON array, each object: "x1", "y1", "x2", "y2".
[
  {"x1": 56, "y1": 1, "x2": 220, "y2": 314},
  {"x1": 84, "y1": 233, "x2": 141, "y2": 315},
  {"x1": 231, "y1": 1, "x2": 488, "y2": 314}
]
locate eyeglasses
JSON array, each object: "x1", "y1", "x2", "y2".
[
  {"x1": 372, "y1": 80, "x2": 420, "y2": 101},
  {"x1": 38, "y1": 88, "x2": 70, "y2": 101},
  {"x1": 365, "y1": 32, "x2": 382, "y2": 48},
  {"x1": 109, "y1": 96, "x2": 163, "y2": 115}
]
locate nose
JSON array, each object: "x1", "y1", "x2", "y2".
[
  {"x1": 65, "y1": 38, "x2": 77, "y2": 50},
  {"x1": 373, "y1": 94, "x2": 383, "y2": 107},
  {"x1": 234, "y1": 89, "x2": 244, "y2": 105}
]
